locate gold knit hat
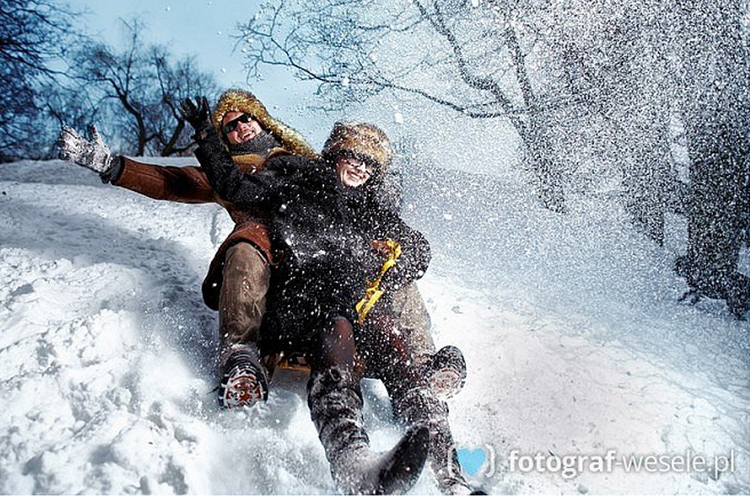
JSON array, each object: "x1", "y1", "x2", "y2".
[
  {"x1": 321, "y1": 122, "x2": 393, "y2": 172},
  {"x1": 212, "y1": 88, "x2": 318, "y2": 159}
]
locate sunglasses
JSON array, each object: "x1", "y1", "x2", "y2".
[
  {"x1": 340, "y1": 155, "x2": 377, "y2": 175},
  {"x1": 222, "y1": 114, "x2": 254, "y2": 134}
]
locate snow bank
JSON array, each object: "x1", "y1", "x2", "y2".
[{"x1": 0, "y1": 160, "x2": 747, "y2": 494}]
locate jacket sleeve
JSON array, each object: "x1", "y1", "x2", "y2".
[
  {"x1": 111, "y1": 156, "x2": 218, "y2": 204},
  {"x1": 369, "y1": 203, "x2": 431, "y2": 290},
  {"x1": 194, "y1": 127, "x2": 320, "y2": 209},
  {"x1": 391, "y1": 218, "x2": 431, "y2": 287},
  {"x1": 193, "y1": 126, "x2": 277, "y2": 208}
]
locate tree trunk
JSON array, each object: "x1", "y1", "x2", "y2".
[
  {"x1": 511, "y1": 113, "x2": 566, "y2": 213},
  {"x1": 686, "y1": 119, "x2": 748, "y2": 281},
  {"x1": 622, "y1": 117, "x2": 672, "y2": 245},
  {"x1": 678, "y1": 0, "x2": 750, "y2": 316}
]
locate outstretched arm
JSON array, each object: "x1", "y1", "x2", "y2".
[
  {"x1": 57, "y1": 125, "x2": 222, "y2": 204},
  {"x1": 113, "y1": 158, "x2": 218, "y2": 203},
  {"x1": 57, "y1": 126, "x2": 122, "y2": 183}
]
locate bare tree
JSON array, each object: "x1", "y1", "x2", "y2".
[
  {"x1": 674, "y1": 0, "x2": 750, "y2": 317},
  {"x1": 240, "y1": 0, "x2": 750, "y2": 309},
  {"x1": 543, "y1": 0, "x2": 682, "y2": 244},
  {"x1": 151, "y1": 47, "x2": 219, "y2": 156},
  {"x1": 239, "y1": 0, "x2": 568, "y2": 211},
  {"x1": 68, "y1": 18, "x2": 219, "y2": 156},
  {"x1": 0, "y1": 0, "x2": 78, "y2": 162}
]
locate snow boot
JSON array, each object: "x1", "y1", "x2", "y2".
[
  {"x1": 308, "y1": 366, "x2": 429, "y2": 494},
  {"x1": 424, "y1": 346, "x2": 467, "y2": 400},
  {"x1": 394, "y1": 387, "x2": 477, "y2": 495},
  {"x1": 219, "y1": 347, "x2": 269, "y2": 409}
]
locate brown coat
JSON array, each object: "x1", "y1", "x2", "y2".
[{"x1": 113, "y1": 155, "x2": 275, "y2": 310}]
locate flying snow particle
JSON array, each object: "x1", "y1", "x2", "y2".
[
  {"x1": 165, "y1": 6, "x2": 171, "y2": 12},
  {"x1": 220, "y1": 68, "x2": 226, "y2": 73},
  {"x1": 443, "y1": 213, "x2": 453, "y2": 221},
  {"x1": 471, "y1": 0, "x2": 479, "y2": 6},
  {"x1": 394, "y1": 112, "x2": 404, "y2": 124},
  {"x1": 217, "y1": 30, "x2": 222, "y2": 36},
  {"x1": 341, "y1": 76, "x2": 350, "y2": 87}
]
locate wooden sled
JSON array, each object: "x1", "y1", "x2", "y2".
[{"x1": 264, "y1": 352, "x2": 312, "y2": 393}]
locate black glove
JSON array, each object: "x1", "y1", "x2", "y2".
[
  {"x1": 180, "y1": 96, "x2": 213, "y2": 139},
  {"x1": 57, "y1": 125, "x2": 119, "y2": 177}
]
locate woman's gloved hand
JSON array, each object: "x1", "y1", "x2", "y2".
[{"x1": 180, "y1": 96, "x2": 213, "y2": 139}]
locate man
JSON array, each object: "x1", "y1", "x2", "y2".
[{"x1": 58, "y1": 89, "x2": 316, "y2": 408}]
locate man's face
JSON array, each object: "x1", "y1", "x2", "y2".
[
  {"x1": 335, "y1": 155, "x2": 375, "y2": 188},
  {"x1": 221, "y1": 111, "x2": 264, "y2": 145}
]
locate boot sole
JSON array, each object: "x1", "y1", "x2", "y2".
[
  {"x1": 220, "y1": 367, "x2": 267, "y2": 409},
  {"x1": 430, "y1": 367, "x2": 466, "y2": 400},
  {"x1": 376, "y1": 426, "x2": 429, "y2": 495}
]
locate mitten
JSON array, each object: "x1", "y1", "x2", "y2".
[{"x1": 57, "y1": 125, "x2": 118, "y2": 176}]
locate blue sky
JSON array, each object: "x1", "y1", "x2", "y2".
[
  {"x1": 67, "y1": 0, "x2": 254, "y2": 86},
  {"x1": 65, "y1": 0, "x2": 320, "y2": 141}
]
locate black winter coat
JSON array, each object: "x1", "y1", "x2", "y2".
[{"x1": 195, "y1": 129, "x2": 430, "y2": 352}]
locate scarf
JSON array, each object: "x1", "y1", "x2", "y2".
[{"x1": 228, "y1": 131, "x2": 281, "y2": 158}]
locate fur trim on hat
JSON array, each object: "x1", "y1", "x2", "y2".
[
  {"x1": 322, "y1": 122, "x2": 393, "y2": 171},
  {"x1": 213, "y1": 88, "x2": 318, "y2": 159}
]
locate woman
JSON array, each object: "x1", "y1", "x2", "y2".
[{"x1": 183, "y1": 98, "x2": 478, "y2": 495}]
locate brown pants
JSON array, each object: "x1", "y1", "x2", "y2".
[
  {"x1": 356, "y1": 280, "x2": 435, "y2": 381},
  {"x1": 385, "y1": 281, "x2": 435, "y2": 363},
  {"x1": 218, "y1": 242, "x2": 271, "y2": 369}
]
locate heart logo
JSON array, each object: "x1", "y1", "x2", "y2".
[{"x1": 457, "y1": 447, "x2": 487, "y2": 476}]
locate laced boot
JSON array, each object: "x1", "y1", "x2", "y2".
[
  {"x1": 423, "y1": 346, "x2": 467, "y2": 400},
  {"x1": 219, "y1": 345, "x2": 269, "y2": 409},
  {"x1": 308, "y1": 366, "x2": 429, "y2": 494},
  {"x1": 394, "y1": 387, "x2": 477, "y2": 495}
]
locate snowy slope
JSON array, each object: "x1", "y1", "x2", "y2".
[{"x1": 0, "y1": 159, "x2": 748, "y2": 495}]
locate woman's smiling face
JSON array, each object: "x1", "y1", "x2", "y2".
[{"x1": 335, "y1": 155, "x2": 375, "y2": 188}]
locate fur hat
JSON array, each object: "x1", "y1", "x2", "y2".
[
  {"x1": 321, "y1": 122, "x2": 393, "y2": 171},
  {"x1": 212, "y1": 88, "x2": 318, "y2": 159}
]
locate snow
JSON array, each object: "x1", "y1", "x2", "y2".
[{"x1": 0, "y1": 159, "x2": 748, "y2": 494}]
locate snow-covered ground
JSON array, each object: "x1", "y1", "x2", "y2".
[{"x1": 0, "y1": 159, "x2": 748, "y2": 495}]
